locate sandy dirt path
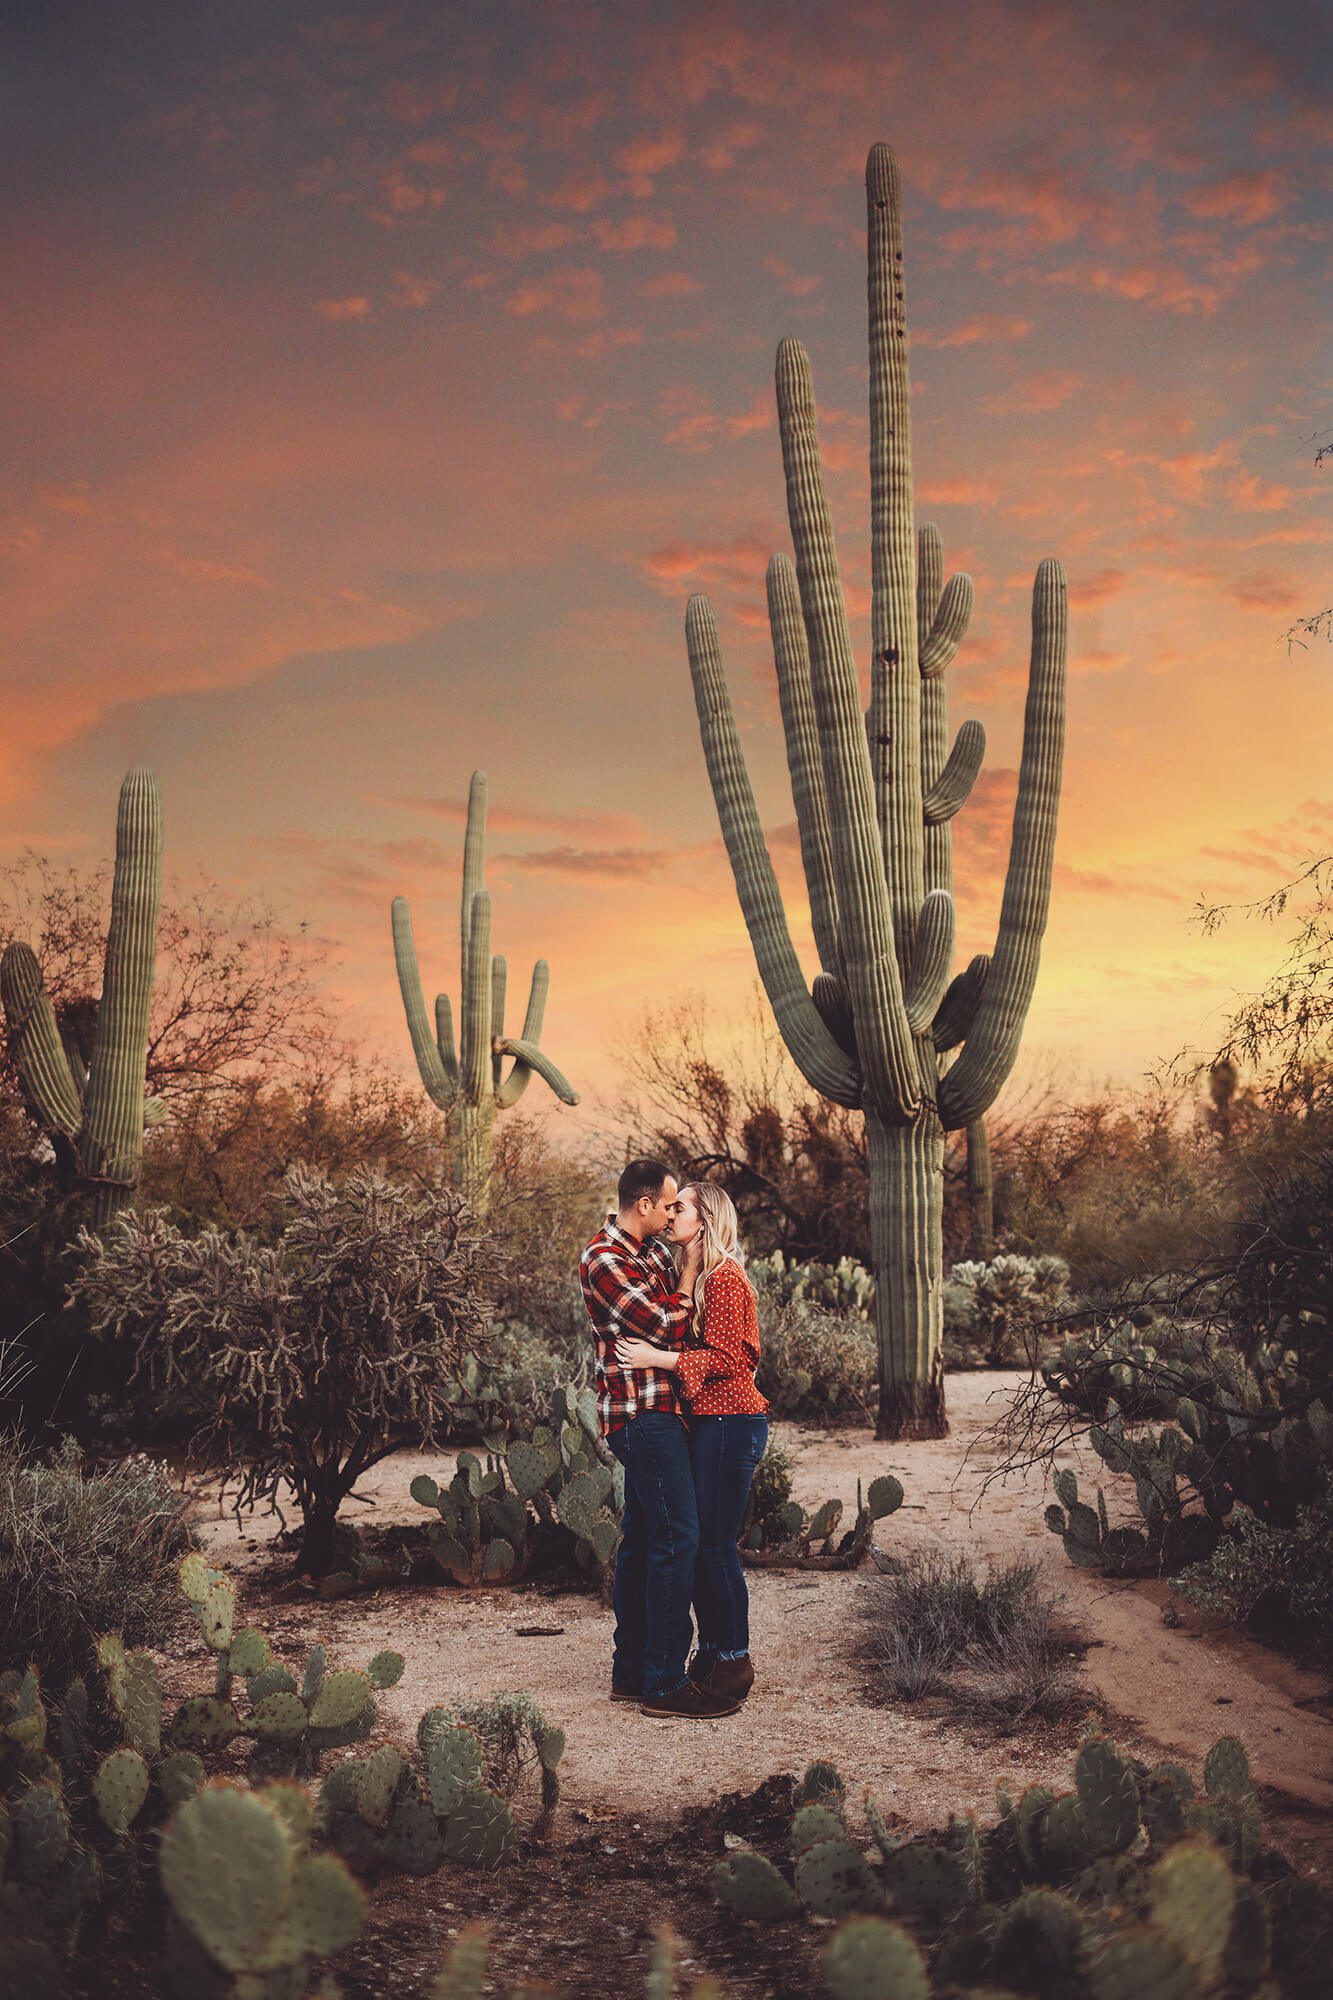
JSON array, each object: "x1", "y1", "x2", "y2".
[{"x1": 194, "y1": 1371, "x2": 1332, "y2": 1841}]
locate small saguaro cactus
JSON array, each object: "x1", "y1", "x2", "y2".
[
  {"x1": 685, "y1": 144, "x2": 1067, "y2": 1437},
  {"x1": 391, "y1": 770, "x2": 579, "y2": 1210},
  {"x1": 0, "y1": 767, "x2": 163, "y2": 1227}
]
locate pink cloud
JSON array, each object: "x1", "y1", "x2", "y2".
[
  {"x1": 504, "y1": 267, "x2": 606, "y2": 324},
  {"x1": 1222, "y1": 570, "x2": 1300, "y2": 612},
  {"x1": 764, "y1": 254, "x2": 822, "y2": 297},
  {"x1": 389, "y1": 272, "x2": 438, "y2": 309},
  {"x1": 639, "y1": 270, "x2": 702, "y2": 300},
  {"x1": 1228, "y1": 472, "x2": 1294, "y2": 513},
  {"x1": 919, "y1": 315, "x2": 1033, "y2": 349},
  {"x1": 1182, "y1": 169, "x2": 1291, "y2": 225},
  {"x1": 615, "y1": 130, "x2": 684, "y2": 196},
  {"x1": 314, "y1": 296, "x2": 371, "y2": 321},
  {"x1": 543, "y1": 172, "x2": 611, "y2": 214},
  {"x1": 490, "y1": 221, "x2": 578, "y2": 258},
  {"x1": 1070, "y1": 567, "x2": 1127, "y2": 608},
  {"x1": 981, "y1": 370, "x2": 1082, "y2": 415},
  {"x1": 591, "y1": 216, "x2": 679, "y2": 251}
]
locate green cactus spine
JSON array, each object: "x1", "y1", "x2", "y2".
[
  {"x1": 1, "y1": 768, "x2": 162, "y2": 1225},
  {"x1": 392, "y1": 769, "x2": 578, "y2": 1211},
  {"x1": 685, "y1": 146, "x2": 1067, "y2": 1437}
]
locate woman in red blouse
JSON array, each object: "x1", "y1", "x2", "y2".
[{"x1": 615, "y1": 1183, "x2": 769, "y2": 1705}]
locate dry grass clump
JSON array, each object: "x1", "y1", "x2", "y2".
[
  {"x1": 0, "y1": 1436, "x2": 193, "y2": 1683},
  {"x1": 863, "y1": 1549, "x2": 1088, "y2": 1730}
]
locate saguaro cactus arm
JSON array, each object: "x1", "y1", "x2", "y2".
[
  {"x1": 775, "y1": 340, "x2": 921, "y2": 1122},
  {"x1": 494, "y1": 1037, "x2": 579, "y2": 1105},
  {"x1": 903, "y1": 891, "x2": 955, "y2": 1034},
  {"x1": 685, "y1": 594, "x2": 861, "y2": 1108},
  {"x1": 923, "y1": 721, "x2": 986, "y2": 825},
  {"x1": 434, "y1": 994, "x2": 460, "y2": 1087},
  {"x1": 0, "y1": 944, "x2": 84, "y2": 1134},
  {"x1": 495, "y1": 958, "x2": 551, "y2": 1107},
  {"x1": 767, "y1": 554, "x2": 841, "y2": 977},
  {"x1": 933, "y1": 953, "x2": 990, "y2": 1053},
  {"x1": 937, "y1": 559, "x2": 1068, "y2": 1129},
  {"x1": 920, "y1": 575, "x2": 974, "y2": 678},
  {"x1": 490, "y1": 955, "x2": 507, "y2": 1090},
  {"x1": 391, "y1": 898, "x2": 456, "y2": 1110}
]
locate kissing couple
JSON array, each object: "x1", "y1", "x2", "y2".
[{"x1": 579, "y1": 1158, "x2": 770, "y2": 1719}]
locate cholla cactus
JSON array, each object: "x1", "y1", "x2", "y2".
[
  {"x1": 0, "y1": 768, "x2": 163, "y2": 1225},
  {"x1": 685, "y1": 147, "x2": 1067, "y2": 1435},
  {"x1": 392, "y1": 770, "x2": 579, "y2": 1211}
]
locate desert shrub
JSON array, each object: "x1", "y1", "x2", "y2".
[
  {"x1": 0, "y1": 1435, "x2": 192, "y2": 1682},
  {"x1": 1229, "y1": 1147, "x2": 1333, "y2": 1366},
  {"x1": 756, "y1": 1296, "x2": 877, "y2": 1422},
  {"x1": 747, "y1": 1439, "x2": 795, "y2": 1536},
  {"x1": 750, "y1": 1250, "x2": 874, "y2": 1318},
  {"x1": 69, "y1": 1165, "x2": 493, "y2": 1575},
  {"x1": 942, "y1": 1254, "x2": 1071, "y2": 1368},
  {"x1": 1174, "y1": 1479, "x2": 1333, "y2": 1642},
  {"x1": 863, "y1": 1551, "x2": 1086, "y2": 1726}
]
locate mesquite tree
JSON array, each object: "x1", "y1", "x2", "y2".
[
  {"x1": 686, "y1": 144, "x2": 1067, "y2": 1437},
  {"x1": 71, "y1": 1165, "x2": 492, "y2": 1575},
  {"x1": 392, "y1": 771, "x2": 579, "y2": 1211}
]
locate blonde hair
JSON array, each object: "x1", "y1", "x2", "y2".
[{"x1": 678, "y1": 1182, "x2": 755, "y2": 1328}]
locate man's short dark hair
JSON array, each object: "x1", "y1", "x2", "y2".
[{"x1": 618, "y1": 1156, "x2": 673, "y2": 1211}]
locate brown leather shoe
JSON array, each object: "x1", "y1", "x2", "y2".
[
  {"x1": 707, "y1": 1655, "x2": 755, "y2": 1703},
  {"x1": 686, "y1": 1650, "x2": 717, "y2": 1686},
  {"x1": 610, "y1": 1684, "x2": 642, "y2": 1703},
  {"x1": 640, "y1": 1680, "x2": 741, "y2": 1719}
]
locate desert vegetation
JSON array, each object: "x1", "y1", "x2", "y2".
[{"x1": 1, "y1": 138, "x2": 1329, "y2": 2000}]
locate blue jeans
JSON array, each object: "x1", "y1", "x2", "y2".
[
  {"x1": 690, "y1": 1414, "x2": 769, "y2": 1659},
  {"x1": 607, "y1": 1413, "x2": 699, "y2": 1698}
]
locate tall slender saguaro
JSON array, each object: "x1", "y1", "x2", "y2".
[
  {"x1": 391, "y1": 771, "x2": 579, "y2": 1211},
  {"x1": 686, "y1": 146, "x2": 1067, "y2": 1436},
  {"x1": 1, "y1": 768, "x2": 163, "y2": 1228}
]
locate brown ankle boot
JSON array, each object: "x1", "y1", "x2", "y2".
[
  {"x1": 639, "y1": 1680, "x2": 741, "y2": 1719},
  {"x1": 706, "y1": 1654, "x2": 755, "y2": 1702}
]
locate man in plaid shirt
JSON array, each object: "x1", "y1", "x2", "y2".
[{"x1": 580, "y1": 1157, "x2": 740, "y2": 1719}]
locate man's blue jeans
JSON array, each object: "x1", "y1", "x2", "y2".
[
  {"x1": 607, "y1": 1413, "x2": 699, "y2": 1698},
  {"x1": 690, "y1": 1414, "x2": 769, "y2": 1659}
]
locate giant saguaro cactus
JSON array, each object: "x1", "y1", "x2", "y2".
[
  {"x1": 0, "y1": 767, "x2": 163, "y2": 1228},
  {"x1": 392, "y1": 770, "x2": 579, "y2": 1210},
  {"x1": 687, "y1": 146, "x2": 1067, "y2": 1437}
]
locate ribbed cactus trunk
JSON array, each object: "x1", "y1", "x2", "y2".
[
  {"x1": 685, "y1": 145, "x2": 1068, "y2": 1439},
  {"x1": 392, "y1": 771, "x2": 579, "y2": 1215},
  {"x1": 869, "y1": 1113, "x2": 947, "y2": 1436},
  {"x1": 0, "y1": 768, "x2": 162, "y2": 1229}
]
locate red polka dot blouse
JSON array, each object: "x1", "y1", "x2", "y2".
[{"x1": 676, "y1": 1258, "x2": 770, "y2": 1417}]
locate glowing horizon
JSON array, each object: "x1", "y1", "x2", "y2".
[{"x1": 3, "y1": 1, "x2": 1329, "y2": 1138}]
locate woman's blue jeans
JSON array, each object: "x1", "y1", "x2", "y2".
[{"x1": 690, "y1": 1414, "x2": 769, "y2": 1659}]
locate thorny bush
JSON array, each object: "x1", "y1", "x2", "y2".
[{"x1": 69, "y1": 1165, "x2": 494, "y2": 1576}]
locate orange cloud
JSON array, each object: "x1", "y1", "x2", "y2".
[
  {"x1": 314, "y1": 296, "x2": 372, "y2": 321},
  {"x1": 504, "y1": 267, "x2": 606, "y2": 324},
  {"x1": 1182, "y1": 170, "x2": 1291, "y2": 224},
  {"x1": 919, "y1": 316, "x2": 1033, "y2": 349}
]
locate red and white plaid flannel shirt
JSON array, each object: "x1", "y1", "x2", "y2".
[{"x1": 580, "y1": 1215, "x2": 694, "y2": 1436}]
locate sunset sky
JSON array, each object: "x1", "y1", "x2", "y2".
[{"x1": 4, "y1": 0, "x2": 1330, "y2": 1135}]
